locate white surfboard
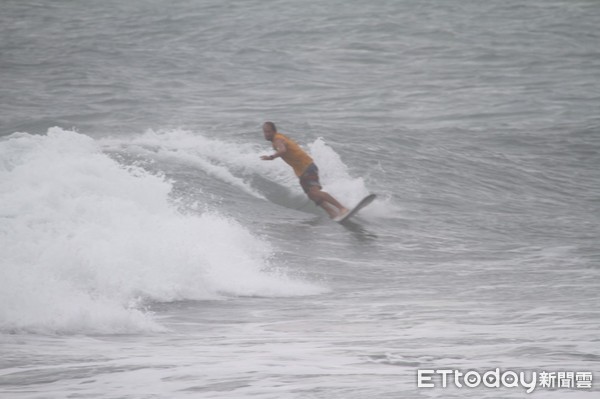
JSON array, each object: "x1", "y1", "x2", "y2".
[{"x1": 334, "y1": 194, "x2": 376, "y2": 223}]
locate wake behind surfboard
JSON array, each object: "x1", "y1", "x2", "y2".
[{"x1": 334, "y1": 194, "x2": 376, "y2": 223}]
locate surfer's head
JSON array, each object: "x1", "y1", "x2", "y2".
[{"x1": 262, "y1": 121, "x2": 277, "y2": 141}]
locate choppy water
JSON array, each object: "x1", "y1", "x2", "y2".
[{"x1": 1, "y1": 1, "x2": 599, "y2": 398}]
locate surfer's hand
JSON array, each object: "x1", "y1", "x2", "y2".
[{"x1": 260, "y1": 155, "x2": 273, "y2": 161}]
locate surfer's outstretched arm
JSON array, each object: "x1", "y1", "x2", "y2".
[{"x1": 260, "y1": 139, "x2": 286, "y2": 160}]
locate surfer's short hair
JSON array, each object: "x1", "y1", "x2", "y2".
[{"x1": 263, "y1": 121, "x2": 277, "y2": 132}]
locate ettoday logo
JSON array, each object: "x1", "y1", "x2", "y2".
[{"x1": 417, "y1": 369, "x2": 593, "y2": 394}]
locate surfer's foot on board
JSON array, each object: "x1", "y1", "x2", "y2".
[
  {"x1": 338, "y1": 208, "x2": 350, "y2": 217},
  {"x1": 319, "y1": 201, "x2": 347, "y2": 220},
  {"x1": 333, "y1": 207, "x2": 350, "y2": 221}
]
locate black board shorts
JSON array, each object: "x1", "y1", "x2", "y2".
[{"x1": 299, "y1": 163, "x2": 322, "y2": 193}]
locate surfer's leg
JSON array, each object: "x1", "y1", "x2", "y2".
[
  {"x1": 318, "y1": 191, "x2": 346, "y2": 211},
  {"x1": 319, "y1": 199, "x2": 339, "y2": 219},
  {"x1": 300, "y1": 164, "x2": 348, "y2": 218},
  {"x1": 307, "y1": 187, "x2": 349, "y2": 218}
]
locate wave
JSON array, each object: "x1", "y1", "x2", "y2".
[
  {"x1": 99, "y1": 128, "x2": 397, "y2": 218},
  {"x1": 0, "y1": 128, "x2": 324, "y2": 334}
]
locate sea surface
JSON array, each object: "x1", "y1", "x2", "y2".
[{"x1": 1, "y1": 1, "x2": 599, "y2": 398}]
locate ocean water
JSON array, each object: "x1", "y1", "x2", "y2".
[{"x1": 1, "y1": 0, "x2": 599, "y2": 398}]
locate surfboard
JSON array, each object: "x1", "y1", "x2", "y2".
[{"x1": 334, "y1": 194, "x2": 376, "y2": 223}]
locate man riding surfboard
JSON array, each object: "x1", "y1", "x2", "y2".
[{"x1": 260, "y1": 122, "x2": 349, "y2": 219}]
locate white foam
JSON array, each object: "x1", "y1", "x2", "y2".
[
  {"x1": 100, "y1": 129, "x2": 282, "y2": 200},
  {"x1": 308, "y1": 138, "x2": 397, "y2": 218},
  {"x1": 0, "y1": 128, "x2": 324, "y2": 334}
]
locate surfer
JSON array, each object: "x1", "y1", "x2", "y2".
[{"x1": 260, "y1": 122, "x2": 349, "y2": 219}]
